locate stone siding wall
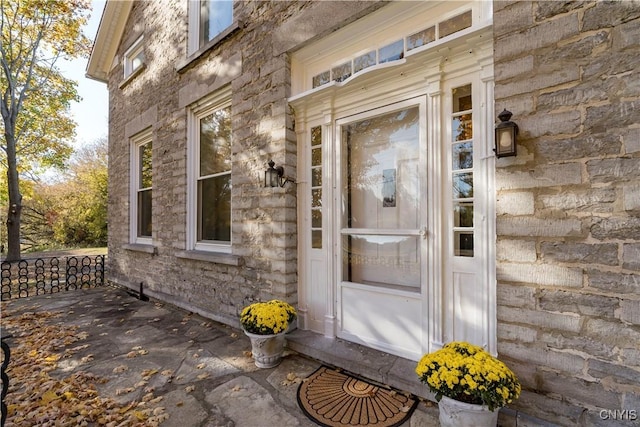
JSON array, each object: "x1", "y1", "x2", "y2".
[
  {"x1": 494, "y1": 1, "x2": 640, "y2": 425},
  {"x1": 106, "y1": 0, "x2": 383, "y2": 326}
]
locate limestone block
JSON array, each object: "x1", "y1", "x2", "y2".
[
  {"x1": 540, "y1": 242, "x2": 619, "y2": 266},
  {"x1": 539, "y1": 188, "x2": 616, "y2": 212},
  {"x1": 588, "y1": 269, "x2": 640, "y2": 294},
  {"x1": 497, "y1": 342, "x2": 585, "y2": 375},
  {"x1": 496, "y1": 163, "x2": 582, "y2": 190},
  {"x1": 623, "y1": 184, "x2": 640, "y2": 211},
  {"x1": 622, "y1": 244, "x2": 640, "y2": 270},
  {"x1": 498, "y1": 306, "x2": 582, "y2": 333},
  {"x1": 498, "y1": 217, "x2": 582, "y2": 237},
  {"x1": 582, "y1": 1, "x2": 640, "y2": 31},
  {"x1": 497, "y1": 283, "x2": 537, "y2": 308},
  {"x1": 495, "y1": 13, "x2": 579, "y2": 60},
  {"x1": 591, "y1": 217, "x2": 640, "y2": 240},
  {"x1": 497, "y1": 192, "x2": 534, "y2": 215},
  {"x1": 497, "y1": 239, "x2": 537, "y2": 263},
  {"x1": 538, "y1": 289, "x2": 619, "y2": 318},
  {"x1": 498, "y1": 263, "x2": 583, "y2": 287},
  {"x1": 587, "y1": 359, "x2": 640, "y2": 387},
  {"x1": 619, "y1": 300, "x2": 640, "y2": 326},
  {"x1": 624, "y1": 127, "x2": 640, "y2": 154}
]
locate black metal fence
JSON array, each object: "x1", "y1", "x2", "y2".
[
  {"x1": 0, "y1": 255, "x2": 106, "y2": 301},
  {"x1": 1, "y1": 334, "x2": 11, "y2": 427}
]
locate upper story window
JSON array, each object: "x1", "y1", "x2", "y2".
[
  {"x1": 124, "y1": 36, "x2": 145, "y2": 78},
  {"x1": 130, "y1": 128, "x2": 153, "y2": 243},
  {"x1": 187, "y1": 87, "x2": 232, "y2": 252},
  {"x1": 188, "y1": 1, "x2": 233, "y2": 55}
]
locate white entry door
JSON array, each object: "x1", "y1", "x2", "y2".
[{"x1": 336, "y1": 98, "x2": 428, "y2": 360}]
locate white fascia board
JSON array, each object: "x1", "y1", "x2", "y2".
[{"x1": 86, "y1": 0, "x2": 133, "y2": 82}]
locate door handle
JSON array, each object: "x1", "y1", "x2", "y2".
[{"x1": 419, "y1": 227, "x2": 428, "y2": 239}]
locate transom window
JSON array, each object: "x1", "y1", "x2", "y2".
[{"x1": 311, "y1": 10, "x2": 471, "y2": 89}]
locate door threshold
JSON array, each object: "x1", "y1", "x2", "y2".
[{"x1": 286, "y1": 328, "x2": 433, "y2": 401}]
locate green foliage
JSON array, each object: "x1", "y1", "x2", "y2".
[
  {"x1": 1, "y1": 0, "x2": 92, "y2": 259},
  {"x1": 22, "y1": 138, "x2": 108, "y2": 250}
]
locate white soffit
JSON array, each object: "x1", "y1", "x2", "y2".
[{"x1": 86, "y1": 0, "x2": 133, "y2": 82}]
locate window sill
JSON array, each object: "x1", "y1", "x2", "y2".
[
  {"x1": 123, "y1": 243, "x2": 157, "y2": 254},
  {"x1": 175, "y1": 250, "x2": 242, "y2": 266},
  {"x1": 119, "y1": 63, "x2": 146, "y2": 89},
  {"x1": 176, "y1": 21, "x2": 241, "y2": 73}
]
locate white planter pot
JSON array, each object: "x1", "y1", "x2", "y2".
[
  {"x1": 243, "y1": 330, "x2": 287, "y2": 368},
  {"x1": 438, "y1": 395, "x2": 499, "y2": 427}
]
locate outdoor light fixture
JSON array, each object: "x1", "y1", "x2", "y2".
[
  {"x1": 264, "y1": 160, "x2": 292, "y2": 187},
  {"x1": 494, "y1": 109, "x2": 518, "y2": 158}
]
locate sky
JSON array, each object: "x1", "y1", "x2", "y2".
[{"x1": 57, "y1": 0, "x2": 108, "y2": 148}]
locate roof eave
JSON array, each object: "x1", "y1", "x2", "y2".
[{"x1": 86, "y1": 0, "x2": 134, "y2": 83}]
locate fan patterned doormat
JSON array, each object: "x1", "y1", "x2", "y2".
[{"x1": 297, "y1": 366, "x2": 418, "y2": 427}]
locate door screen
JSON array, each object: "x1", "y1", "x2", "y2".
[{"x1": 341, "y1": 106, "x2": 422, "y2": 290}]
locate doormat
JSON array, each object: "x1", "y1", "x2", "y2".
[{"x1": 297, "y1": 366, "x2": 418, "y2": 427}]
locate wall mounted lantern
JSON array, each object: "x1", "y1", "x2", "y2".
[
  {"x1": 494, "y1": 109, "x2": 518, "y2": 158},
  {"x1": 264, "y1": 160, "x2": 292, "y2": 187}
]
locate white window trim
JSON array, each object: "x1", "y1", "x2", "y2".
[
  {"x1": 130, "y1": 128, "x2": 153, "y2": 245},
  {"x1": 187, "y1": 0, "x2": 234, "y2": 56},
  {"x1": 123, "y1": 35, "x2": 145, "y2": 78},
  {"x1": 186, "y1": 85, "x2": 232, "y2": 254}
]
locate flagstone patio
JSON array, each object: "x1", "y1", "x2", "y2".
[{"x1": 0, "y1": 285, "x2": 440, "y2": 426}]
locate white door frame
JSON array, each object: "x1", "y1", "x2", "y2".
[{"x1": 333, "y1": 97, "x2": 430, "y2": 361}]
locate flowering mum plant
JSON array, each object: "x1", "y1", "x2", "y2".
[
  {"x1": 240, "y1": 300, "x2": 297, "y2": 335},
  {"x1": 415, "y1": 341, "x2": 521, "y2": 412}
]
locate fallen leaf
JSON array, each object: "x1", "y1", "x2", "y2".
[{"x1": 141, "y1": 369, "x2": 159, "y2": 379}]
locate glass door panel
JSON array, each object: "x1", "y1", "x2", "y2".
[{"x1": 340, "y1": 105, "x2": 422, "y2": 290}]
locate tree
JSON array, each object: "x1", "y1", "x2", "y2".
[
  {"x1": 51, "y1": 137, "x2": 108, "y2": 247},
  {"x1": 1, "y1": 0, "x2": 91, "y2": 260}
]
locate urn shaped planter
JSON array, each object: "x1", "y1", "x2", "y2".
[
  {"x1": 243, "y1": 330, "x2": 287, "y2": 368},
  {"x1": 438, "y1": 396, "x2": 499, "y2": 427}
]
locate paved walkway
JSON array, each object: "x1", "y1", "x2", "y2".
[{"x1": 1, "y1": 286, "x2": 439, "y2": 426}]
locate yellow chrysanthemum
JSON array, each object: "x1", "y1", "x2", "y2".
[{"x1": 414, "y1": 341, "x2": 521, "y2": 412}]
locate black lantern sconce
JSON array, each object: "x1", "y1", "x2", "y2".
[
  {"x1": 494, "y1": 109, "x2": 518, "y2": 158},
  {"x1": 264, "y1": 160, "x2": 292, "y2": 187}
]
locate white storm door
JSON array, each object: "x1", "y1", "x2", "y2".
[{"x1": 336, "y1": 98, "x2": 428, "y2": 361}]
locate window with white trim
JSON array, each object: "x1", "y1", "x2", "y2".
[
  {"x1": 130, "y1": 129, "x2": 153, "y2": 243},
  {"x1": 124, "y1": 36, "x2": 145, "y2": 78},
  {"x1": 187, "y1": 88, "x2": 232, "y2": 252},
  {"x1": 188, "y1": 0, "x2": 233, "y2": 55}
]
